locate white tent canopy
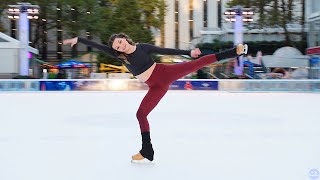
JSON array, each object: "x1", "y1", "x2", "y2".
[
  {"x1": 0, "y1": 32, "x2": 38, "y2": 54},
  {"x1": 262, "y1": 47, "x2": 309, "y2": 68},
  {"x1": 0, "y1": 32, "x2": 39, "y2": 77}
]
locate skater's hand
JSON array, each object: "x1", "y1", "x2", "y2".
[
  {"x1": 190, "y1": 48, "x2": 201, "y2": 58},
  {"x1": 63, "y1": 37, "x2": 78, "y2": 47}
]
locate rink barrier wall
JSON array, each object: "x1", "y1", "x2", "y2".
[{"x1": 0, "y1": 79, "x2": 320, "y2": 92}]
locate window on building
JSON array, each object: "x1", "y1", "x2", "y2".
[
  {"x1": 311, "y1": 0, "x2": 320, "y2": 13},
  {"x1": 175, "y1": 0, "x2": 179, "y2": 48},
  {"x1": 204, "y1": 0, "x2": 207, "y2": 27},
  {"x1": 189, "y1": 0, "x2": 194, "y2": 40}
]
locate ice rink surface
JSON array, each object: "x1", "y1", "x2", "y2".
[{"x1": 0, "y1": 91, "x2": 319, "y2": 180}]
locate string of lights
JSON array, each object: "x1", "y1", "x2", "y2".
[
  {"x1": 7, "y1": 3, "x2": 39, "y2": 20},
  {"x1": 6, "y1": 2, "x2": 40, "y2": 76},
  {"x1": 224, "y1": 7, "x2": 254, "y2": 22}
]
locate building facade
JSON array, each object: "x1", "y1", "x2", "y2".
[
  {"x1": 306, "y1": 0, "x2": 320, "y2": 48},
  {"x1": 159, "y1": 0, "x2": 305, "y2": 49},
  {"x1": 159, "y1": 0, "x2": 221, "y2": 49},
  {"x1": 305, "y1": 0, "x2": 320, "y2": 78}
]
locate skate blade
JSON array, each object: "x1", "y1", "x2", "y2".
[
  {"x1": 243, "y1": 44, "x2": 248, "y2": 54},
  {"x1": 131, "y1": 158, "x2": 155, "y2": 165}
]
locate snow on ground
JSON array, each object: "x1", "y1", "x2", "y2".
[{"x1": 0, "y1": 91, "x2": 319, "y2": 180}]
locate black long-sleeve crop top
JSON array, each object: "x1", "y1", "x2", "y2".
[{"x1": 78, "y1": 37, "x2": 191, "y2": 76}]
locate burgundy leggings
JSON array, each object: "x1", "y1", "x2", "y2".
[{"x1": 136, "y1": 54, "x2": 218, "y2": 133}]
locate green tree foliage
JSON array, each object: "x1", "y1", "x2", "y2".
[
  {"x1": 1, "y1": 0, "x2": 166, "y2": 65},
  {"x1": 103, "y1": 0, "x2": 153, "y2": 43},
  {"x1": 137, "y1": 0, "x2": 166, "y2": 30},
  {"x1": 97, "y1": 0, "x2": 154, "y2": 65}
]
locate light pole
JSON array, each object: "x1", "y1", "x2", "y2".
[
  {"x1": 7, "y1": 2, "x2": 39, "y2": 76},
  {"x1": 224, "y1": 7, "x2": 253, "y2": 76}
]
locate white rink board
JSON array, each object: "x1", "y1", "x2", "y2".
[{"x1": 0, "y1": 91, "x2": 319, "y2": 180}]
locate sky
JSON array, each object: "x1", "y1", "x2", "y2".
[{"x1": 0, "y1": 91, "x2": 319, "y2": 180}]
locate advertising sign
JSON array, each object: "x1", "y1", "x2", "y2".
[{"x1": 170, "y1": 80, "x2": 218, "y2": 90}]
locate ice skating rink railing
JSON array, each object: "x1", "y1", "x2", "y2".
[{"x1": 0, "y1": 79, "x2": 320, "y2": 92}]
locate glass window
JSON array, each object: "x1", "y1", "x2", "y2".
[{"x1": 311, "y1": 0, "x2": 320, "y2": 13}]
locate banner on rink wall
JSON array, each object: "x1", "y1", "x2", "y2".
[
  {"x1": 40, "y1": 81, "x2": 74, "y2": 91},
  {"x1": 38, "y1": 80, "x2": 218, "y2": 91},
  {"x1": 1, "y1": 79, "x2": 320, "y2": 92},
  {"x1": 170, "y1": 80, "x2": 219, "y2": 90},
  {"x1": 0, "y1": 81, "x2": 39, "y2": 91},
  {"x1": 70, "y1": 80, "x2": 149, "y2": 91},
  {"x1": 39, "y1": 80, "x2": 150, "y2": 91},
  {"x1": 218, "y1": 80, "x2": 320, "y2": 92}
]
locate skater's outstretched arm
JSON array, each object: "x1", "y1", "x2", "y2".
[
  {"x1": 215, "y1": 44, "x2": 248, "y2": 61},
  {"x1": 141, "y1": 43, "x2": 201, "y2": 58},
  {"x1": 63, "y1": 37, "x2": 117, "y2": 58}
]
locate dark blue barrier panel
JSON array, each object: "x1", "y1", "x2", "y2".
[
  {"x1": 40, "y1": 81, "x2": 74, "y2": 91},
  {"x1": 170, "y1": 80, "x2": 218, "y2": 90}
]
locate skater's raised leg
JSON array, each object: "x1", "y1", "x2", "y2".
[{"x1": 164, "y1": 44, "x2": 248, "y2": 82}]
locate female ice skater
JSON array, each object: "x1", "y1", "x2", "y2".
[{"x1": 63, "y1": 33, "x2": 248, "y2": 164}]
